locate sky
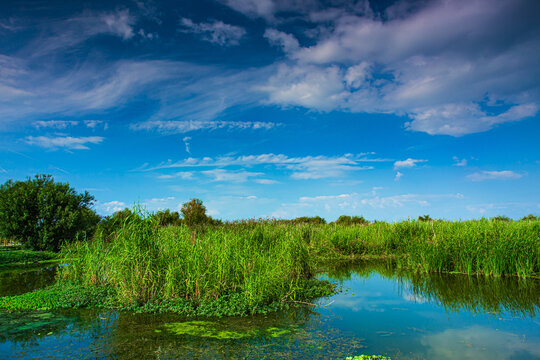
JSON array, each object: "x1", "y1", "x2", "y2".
[{"x1": 0, "y1": 0, "x2": 539, "y2": 221}]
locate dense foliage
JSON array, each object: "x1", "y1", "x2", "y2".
[
  {"x1": 0, "y1": 175, "x2": 100, "y2": 251},
  {"x1": 58, "y1": 212, "x2": 332, "y2": 314}
]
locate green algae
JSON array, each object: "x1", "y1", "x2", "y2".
[
  {"x1": 164, "y1": 320, "x2": 254, "y2": 340},
  {"x1": 266, "y1": 326, "x2": 292, "y2": 338},
  {"x1": 163, "y1": 321, "x2": 296, "y2": 340}
]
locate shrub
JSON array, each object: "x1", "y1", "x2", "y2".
[
  {"x1": 0, "y1": 174, "x2": 99, "y2": 251},
  {"x1": 334, "y1": 215, "x2": 370, "y2": 226},
  {"x1": 153, "y1": 209, "x2": 183, "y2": 227}
]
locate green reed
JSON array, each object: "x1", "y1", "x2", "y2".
[
  {"x1": 59, "y1": 215, "x2": 319, "y2": 309},
  {"x1": 56, "y1": 216, "x2": 538, "y2": 313}
]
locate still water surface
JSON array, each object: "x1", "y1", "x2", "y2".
[{"x1": 0, "y1": 261, "x2": 538, "y2": 359}]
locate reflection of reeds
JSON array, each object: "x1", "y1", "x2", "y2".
[{"x1": 323, "y1": 260, "x2": 539, "y2": 318}]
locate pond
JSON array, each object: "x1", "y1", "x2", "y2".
[{"x1": 0, "y1": 261, "x2": 538, "y2": 359}]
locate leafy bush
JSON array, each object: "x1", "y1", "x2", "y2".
[
  {"x1": 334, "y1": 215, "x2": 370, "y2": 226},
  {"x1": 0, "y1": 175, "x2": 100, "y2": 251},
  {"x1": 417, "y1": 214, "x2": 433, "y2": 222},
  {"x1": 521, "y1": 214, "x2": 539, "y2": 221},
  {"x1": 153, "y1": 209, "x2": 183, "y2": 227}
]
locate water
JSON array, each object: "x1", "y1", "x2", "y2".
[{"x1": 0, "y1": 261, "x2": 538, "y2": 359}]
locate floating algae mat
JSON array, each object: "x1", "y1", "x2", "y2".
[{"x1": 163, "y1": 320, "x2": 295, "y2": 340}]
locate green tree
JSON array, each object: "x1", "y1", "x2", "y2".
[
  {"x1": 153, "y1": 209, "x2": 183, "y2": 227},
  {"x1": 180, "y1": 198, "x2": 209, "y2": 227},
  {"x1": 0, "y1": 174, "x2": 100, "y2": 251}
]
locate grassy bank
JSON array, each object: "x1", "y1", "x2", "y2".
[{"x1": 0, "y1": 217, "x2": 538, "y2": 315}]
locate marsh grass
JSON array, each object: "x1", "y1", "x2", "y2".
[
  {"x1": 308, "y1": 219, "x2": 539, "y2": 277},
  {"x1": 58, "y1": 214, "x2": 329, "y2": 313}
]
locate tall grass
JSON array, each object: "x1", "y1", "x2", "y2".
[
  {"x1": 310, "y1": 219, "x2": 539, "y2": 277},
  {"x1": 58, "y1": 216, "x2": 538, "y2": 311},
  {"x1": 60, "y1": 215, "x2": 314, "y2": 308}
]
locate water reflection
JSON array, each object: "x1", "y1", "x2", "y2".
[
  {"x1": 323, "y1": 260, "x2": 539, "y2": 318},
  {"x1": 0, "y1": 265, "x2": 58, "y2": 296},
  {"x1": 0, "y1": 261, "x2": 538, "y2": 359}
]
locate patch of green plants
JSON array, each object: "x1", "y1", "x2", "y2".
[{"x1": 346, "y1": 356, "x2": 391, "y2": 360}]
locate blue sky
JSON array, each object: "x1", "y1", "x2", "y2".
[{"x1": 1, "y1": 0, "x2": 539, "y2": 221}]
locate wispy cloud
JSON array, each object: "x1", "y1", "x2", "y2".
[
  {"x1": 29, "y1": 9, "x2": 135, "y2": 56},
  {"x1": 138, "y1": 153, "x2": 382, "y2": 180},
  {"x1": 130, "y1": 120, "x2": 279, "y2": 134},
  {"x1": 395, "y1": 171, "x2": 403, "y2": 181},
  {"x1": 467, "y1": 170, "x2": 524, "y2": 181},
  {"x1": 24, "y1": 135, "x2": 104, "y2": 150},
  {"x1": 182, "y1": 136, "x2": 191, "y2": 153},
  {"x1": 394, "y1": 158, "x2": 427, "y2": 169},
  {"x1": 201, "y1": 169, "x2": 264, "y2": 182},
  {"x1": 453, "y1": 156, "x2": 468, "y2": 167},
  {"x1": 33, "y1": 120, "x2": 79, "y2": 129},
  {"x1": 179, "y1": 18, "x2": 246, "y2": 46}
]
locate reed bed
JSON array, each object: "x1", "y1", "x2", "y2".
[
  {"x1": 59, "y1": 216, "x2": 317, "y2": 309},
  {"x1": 309, "y1": 219, "x2": 539, "y2": 277},
  {"x1": 55, "y1": 216, "x2": 538, "y2": 313}
]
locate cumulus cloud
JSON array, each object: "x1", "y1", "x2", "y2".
[
  {"x1": 467, "y1": 170, "x2": 524, "y2": 182},
  {"x1": 179, "y1": 18, "x2": 246, "y2": 46},
  {"x1": 258, "y1": 0, "x2": 540, "y2": 136},
  {"x1": 24, "y1": 135, "x2": 104, "y2": 150},
  {"x1": 98, "y1": 200, "x2": 126, "y2": 213},
  {"x1": 394, "y1": 158, "x2": 427, "y2": 169}
]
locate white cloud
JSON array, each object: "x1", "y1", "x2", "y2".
[
  {"x1": 257, "y1": 0, "x2": 540, "y2": 136},
  {"x1": 179, "y1": 18, "x2": 246, "y2": 46},
  {"x1": 182, "y1": 136, "x2": 191, "y2": 153},
  {"x1": 138, "y1": 153, "x2": 382, "y2": 180},
  {"x1": 467, "y1": 171, "x2": 524, "y2": 182},
  {"x1": 394, "y1": 171, "x2": 403, "y2": 181},
  {"x1": 28, "y1": 9, "x2": 135, "y2": 56},
  {"x1": 453, "y1": 156, "x2": 467, "y2": 167},
  {"x1": 130, "y1": 120, "x2": 279, "y2": 134},
  {"x1": 254, "y1": 179, "x2": 280, "y2": 184},
  {"x1": 264, "y1": 29, "x2": 299, "y2": 54},
  {"x1": 33, "y1": 120, "x2": 79, "y2": 129},
  {"x1": 201, "y1": 169, "x2": 264, "y2": 183},
  {"x1": 84, "y1": 120, "x2": 107, "y2": 129},
  {"x1": 157, "y1": 172, "x2": 195, "y2": 180},
  {"x1": 99, "y1": 200, "x2": 126, "y2": 213},
  {"x1": 24, "y1": 135, "x2": 104, "y2": 150},
  {"x1": 394, "y1": 158, "x2": 427, "y2": 169}
]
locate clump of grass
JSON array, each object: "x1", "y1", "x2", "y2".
[{"x1": 57, "y1": 212, "x2": 334, "y2": 314}]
